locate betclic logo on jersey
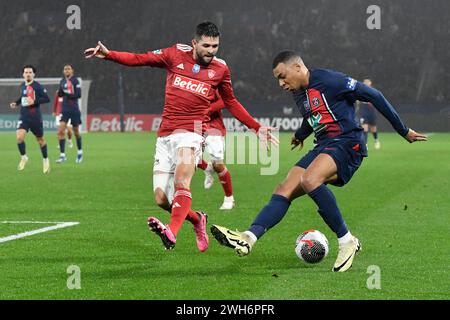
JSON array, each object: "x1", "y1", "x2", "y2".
[{"x1": 172, "y1": 75, "x2": 211, "y2": 98}]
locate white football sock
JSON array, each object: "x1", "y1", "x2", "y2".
[
  {"x1": 338, "y1": 231, "x2": 353, "y2": 245},
  {"x1": 243, "y1": 231, "x2": 257, "y2": 246}
]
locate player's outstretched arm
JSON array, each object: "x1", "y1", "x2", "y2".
[
  {"x1": 84, "y1": 41, "x2": 110, "y2": 59},
  {"x1": 353, "y1": 83, "x2": 427, "y2": 142}
]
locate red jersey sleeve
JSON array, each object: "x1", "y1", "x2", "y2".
[
  {"x1": 105, "y1": 46, "x2": 175, "y2": 68},
  {"x1": 52, "y1": 91, "x2": 58, "y2": 113},
  {"x1": 218, "y1": 66, "x2": 261, "y2": 132}
]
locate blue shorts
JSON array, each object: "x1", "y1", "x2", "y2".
[
  {"x1": 61, "y1": 109, "x2": 82, "y2": 127},
  {"x1": 18, "y1": 118, "x2": 44, "y2": 138},
  {"x1": 296, "y1": 139, "x2": 367, "y2": 187},
  {"x1": 360, "y1": 107, "x2": 377, "y2": 126}
]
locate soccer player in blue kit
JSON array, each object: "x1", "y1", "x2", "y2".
[
  {"x1": 211, "y1": 51, "x2": 427, "y2": 272},
  {"x1": 358, "y1": 78, "x2": 381, "y2": 149},
  {"x1": 56, "y1": 64, "x2": 83, "y2": 164},
  {"x1": 10, "y1": 65, "x2": 51, "y2": 174}
]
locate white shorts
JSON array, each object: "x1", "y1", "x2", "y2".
[
  {"x1": 153, "y1": 132, "x2": 204, "y2": 204},
  {"x1": 153, "y1": 132, "x2": 204, "y2": 174},
  {"x1": 55, "y1": 115, "x2": 72, "y2": 127},
  {"x1": 204, "y1": 135, "x2": 225, "y2": 161}
]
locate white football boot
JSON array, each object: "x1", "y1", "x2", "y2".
[
  {"x1": 219, "y1": 196, "x2": 235, "y2": 210},
  {"x1": 210, "y1": 225, "x2": 253, "y2": 257},
  {"x1": 332, "y1": 236, "x2": 362, "y2": 272},
  {"x1": 43, "y1": 158, "x2": 50, "y2": 174},
  {"x1": 17, "y1": 155, "x2": 29, "y2": 171}
]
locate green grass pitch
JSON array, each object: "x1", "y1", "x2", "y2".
[{"x1": 0, "y1": 132, "x2": 448, "y2": 299}]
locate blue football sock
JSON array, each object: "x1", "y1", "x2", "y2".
[
  {"x1": 40, "y1": 144, "x2": 48, "y2": 159},
  {"x1": 76, "y1": 137, "x2": 82, "y2": 150},
  {"x1": 59, "y1": 139, "x2": 66, "y2": 153},
  {"x1": 308, "y1": 184, "x2": 348, "y2": 238},
  {"x1": 248, "y1": 194, "x2": 291, "y2": 239},
  {"x1": 363, "y1": 131, "x2": 368, "y2": 144},
  {"x1": 18, "y1": 142, "x2": 26, "y2": 156}
]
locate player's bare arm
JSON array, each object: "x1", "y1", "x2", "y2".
[{"x1": 84, "y1": 41, "x2": 110, "y2": 59}]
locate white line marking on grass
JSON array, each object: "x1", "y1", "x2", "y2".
[{"x1": 0, "y1": 221, "x2": 79, "y2": 244}]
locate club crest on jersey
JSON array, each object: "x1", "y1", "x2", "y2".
[
  {"x1": 208, "y1": 70, "x2": 216, "y2": 79},
  {"x1": 192, "y1": 64, "x2": 200, "y2": 74},
  {"x1": 312, "y1": 97, "x2": 321, "y2": 107},
  {"x1": 152, "y1": 49, "x2": 162, "y2": 55}
]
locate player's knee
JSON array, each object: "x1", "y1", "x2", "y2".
[
  {"x1": 300, "y1": 173, "x2": 321, "y2": 193},
  {"x1": 212, "y1": 162, "x2": 225, "y2": 173},
  {"x1": 36, "y1": 137, "x2": 45, "y2": 146},
  {"x1": 154, "y1": 189, "x2": 170, "y2": 209}
]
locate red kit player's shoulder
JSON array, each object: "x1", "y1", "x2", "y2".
[
  {"x1": 175, "y1": 43, "x2": 193, "y2": 52},
  {"x1": 209, "y1": 56, "x2": 229, "y2": 75}
]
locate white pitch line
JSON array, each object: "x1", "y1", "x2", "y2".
[
  {"x1": 0, "y1": 221, "x2": 79, "y2": 244},
  {"x1": 0, "y1": 221, "x2": 75, "y2": 224}
]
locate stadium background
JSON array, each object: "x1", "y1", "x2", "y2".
[{"x1": 0, "y1": 0, "x2": 448, "y2": 132}]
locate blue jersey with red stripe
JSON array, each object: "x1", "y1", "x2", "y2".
[
  {"x1": 293, "y1": 69, "x2": 363, "y2": 143},
  {"x1": 58, "y1": 76, "x2": 81, "y2": 113},
  {"x1": 15, "y1": 81, "x2": 50, "y2": 120}
]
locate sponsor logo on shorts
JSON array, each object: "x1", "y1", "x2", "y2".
[{"x1": 172, "y1": 75, "x2": 211, "y2": 98}]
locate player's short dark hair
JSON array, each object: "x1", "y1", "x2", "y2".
[
  {"x1": 272, "y1": 51, "x2": 303, "y2": 69},
  {"x1": 23, "y1": 65, "x2": 36, "y2": 73},
  {"x1": 195, "y1": 21, "x2": 220, "y2": 40},
  {"x1": 64, "y1": 64, "x2": 74, "y2": 69}
]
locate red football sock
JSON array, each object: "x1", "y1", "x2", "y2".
[
  {"x1": 197, "y1": 159, "x2": 208, "y2": 170},
  {"x1": 218, "y1": 168, "x2": 233, "y2": 197},
  {"x1": 168, "y1": 188, "x2": 192, "y2": 236},
  {"x1": 185, "y1": 209, "x2": 200, "y2": 225}
]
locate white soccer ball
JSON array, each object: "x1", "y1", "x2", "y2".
[{"x1": 295, "y1": 229, "x2": 329, "y2": 264}]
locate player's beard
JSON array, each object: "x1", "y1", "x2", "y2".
[{"x1": 196, "y1": 51, "x2": 214, "y2": 66}]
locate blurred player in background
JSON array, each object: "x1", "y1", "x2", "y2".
[
  {"x1": 358, "y1": 78, "x2": 380, "y2": 149},
  {"x1": 197, "y1": 93, "x2": 235, "y2": 210},
  {"x1": 211, "y1": 51, "x2": 427, "y2": 272},
  {"x1": 85, "y1": 21, "x2": 277, "y2": 252},
  {"x1": 10, "y1": 65, "x2": 50, "y2": 174},
  {"x1": 52, "y1": 90, "x2": 73, "y2": 149},
  {"x1": 56, "y1": 64, "x2": 83, "y2": 164}
]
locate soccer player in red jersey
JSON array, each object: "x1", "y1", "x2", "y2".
[
  {"x1": 85, "y1": 21, "x2": 278, "y2": 252},
  {"x1": 197, "y1": 93, "x2": 235, "y2": 210}
]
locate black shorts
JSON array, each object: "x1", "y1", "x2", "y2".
[
  {"x1": 17, "y1": 118, "x2": 44, "y2": 138},
  {"x1": 296, "y1": 139, "x2": 367, "y2": 187},
  {"x1": 61, "y1": 109, "x2": 82, "y2": 127},
  {"x1": 360, "y1": 107, "x2": 377, "y2": 126}
]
